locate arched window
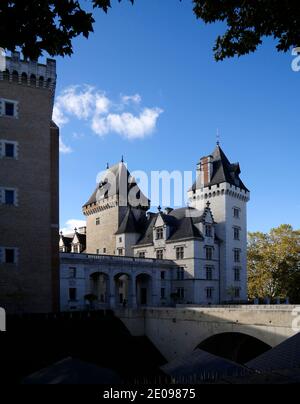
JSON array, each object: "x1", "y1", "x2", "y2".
[
  {"x1": 46, "y1": 78, "x2": 52, "y2": 88},
  {"x1": 12, "y1": 70, "x2": 19, "y2": 83},
  {"x1": 21, "y1": 73, "x2": 28, "y2": 85},
  {"x1": 38, "y1": 76, "x2": 44, "y2": 88},
  {"x1": 3, "y1": 69, "x2": 9, "y2": 81},
  {"x1": 30, "y1": 74, "x2": 36, "y2": 86}
]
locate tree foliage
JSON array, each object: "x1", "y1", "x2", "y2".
[
  {"x1": 248, "y1": 225, "x2": 300, "y2": 302},
  {"x1": 1, "y1": 1, "x2": 300, "y2": 60},
  {"x1": 193, "y1": 1, "x2": 300, "y2": 60},
  {"x1": 0, "y1": 0, "x2": 133, "y2": 59}
]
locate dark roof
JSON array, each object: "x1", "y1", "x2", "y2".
[
  {"x1": 246, "y1": 332, "x2": 300, "y2": 372},
  {"x1": 191, "y1": 145, "x2": 249, "y2": 192},
  {"x1": 22, "y1": 357, "x2": 121, "y2": 385},
  {"x1": 134, "y1": 207, "x2": 210, "y2": 246},
  {"x1": 74, "y1": 232, "x2": 86, "y2": 246},
  {"x1": 161, "y1": 349, "x2": 252, "y2": 383},
  {"x1": 60, "y1": 235, "x2": 73, "y2": 247},
  {"x1": 83, "y1": 162, "x2": 150, "y2": 209},
  {"x1": 115, "y1": 208, "x2": 139, "y2": 235}
]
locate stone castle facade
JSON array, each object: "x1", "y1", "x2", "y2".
[
  {"x1": 60, "y1": 145, "x2": 250, "y2": 311},
  {"x1": 0, "y1": 53, "x2": 59, "y2": 313}
]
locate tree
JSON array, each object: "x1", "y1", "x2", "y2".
[
  {"x1": 248, "y1": 225, "x2": 300, "y2": 303},
  {"x1": 192, "y1": 1, "x2": 300, "y2": 60},
  {"x1": 1, "y1": 1, "x2": 300, "y2": 60},
  {"x1": 0, "y1": 0, "x2": 134, "y2": 59}
]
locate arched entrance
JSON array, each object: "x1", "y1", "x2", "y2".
[
  {"x1": 136, "y1": 274, "x2": 152, "y2": 307},
  {"x1": 90, "y1": 272, "x2": 109, "y2": 308},
  {"x1": 114, "y1": 273, "x2": 132, "y2": 308},
  {"x1": 196, "y1": 332, "x2": 272, "y2": 364}
]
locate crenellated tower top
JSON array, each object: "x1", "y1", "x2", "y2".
[{"x1": 0, "y1": 51, "x2": 56, "y2": 93}]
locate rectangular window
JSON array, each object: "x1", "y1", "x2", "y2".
[
  {"x1": 118, "y1": 248, "x2": 124, "y2": 256},
  {"x1": 5, "y1": 143, "x2": 15, "y2": 158},
  {"x1": 119, "y1": 237, "x2": 122, "y2": 243},
  {"x1": 234, "y1": 267, "x2": 241, "y2": 282},
  {"x1": 96, "y1": 217, "x2": 100, "y2": 226},
  {"x1": 177, "y1": 267, "x2": 185, "y2": 280},
  {"x1": 234, "y1": 288, "x2": 240, "y2": 298},
  {"x1": 234, "y1": 249, "x2": 241, "y2": 263},
  {"x1": 233, "y1": 208, "x2": 240, "y2": 219},
  {"x1": 5, "y1": 248, "x2": 16, "y2": 264},
  {"x1": 139, "y1": 252, "x2": 146, "y2": 258},
  {"x1": 177, "y1": 288, "x2": 184, "y2": 300},
  {"x1": 205, "y1": 247, "x2": 213, "y2": 261},
  {"x1": 161, "y1": 271, "x2": 165, "y2": 280},
  {"x1": 206, "y1": 288, "x2": 213, "y2": 299},
  {"x1": 69, "y1": 288, "x2": 77, "y2": 301},
  {"x1": 176, "y1": 246, "x2": 184, "y2": 260},
  {"x1": 161, "y1": 288, "x2": 165, "y2": 299},
  {"x1": 96, "y1": 249, "x2": 100, "y2": 255},
  {"x1": 206, "y1": 266, "x2": 213, "y2": 281},
  {"x1": 69, "y1": 267, "x2": 77, "y2": 279},
  {"x1": 156, "y1": 227, "x2": 164, "y2": 240},
  {"x1": 205, "y1": 225, "x2": 212, "y2": 237},
  {"x1": 103, "y1": 248, "x2": 106, "y2": 254},
  {"x1": 5, "y1": 102, "x2": 15, "y2": 117},
  {"x1": 233, "y1": 227, "x2": 240, "y2": 240},
  {"x1": 156, "y1": 249, "x2": 164, "y2": 260},
  {"x1": 4, "y1": 189, "x2": 15, "y2": 205}
]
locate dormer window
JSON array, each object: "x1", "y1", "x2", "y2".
[
  {"x1": 205, "y1": 225, "x2": 212, "y2": 237},
  {"x1": 156, "y1": 227, "x2": 164, "y2": 240}
]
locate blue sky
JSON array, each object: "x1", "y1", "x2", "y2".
[{"x1": 55, "y1": 0, "x2": 300, "y2": 233}]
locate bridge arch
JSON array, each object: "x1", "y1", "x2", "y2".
[{"x1": 196, "y1": 332, "x2": 271, "y2": 364}]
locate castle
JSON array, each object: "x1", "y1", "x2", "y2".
[
  {"x1": 0, "y1": 53, "x2": 250, "y2": 314},
  {"x1": 60, "y1": 145, "x2": 250, "y2": 310}
]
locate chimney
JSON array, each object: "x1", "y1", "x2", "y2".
[{"x1": 200, "y1": 155, "x2": 213, "y2": 186}]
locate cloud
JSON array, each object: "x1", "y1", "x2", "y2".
[
  {"x1": 92, "y1": 108, "x2": 163, "y2": 139},
  {"x1": 60, "y1": 219, "x2": 86, "y2": 235},
  {"x1": 59, "y1": 137, "x2": 72, "y2": 154},
  {"x1": 53, "y1": 85, "x2": 163, "y2": 141},
  {"x1": 121, "y1": 94, "x2": 142, "y2": 105}
]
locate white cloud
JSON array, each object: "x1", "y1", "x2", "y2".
[
  {"x1": 60, "y1": 219, "x2": 86, "y2": 235},
  {"x1": 92, "y1": 108, "x2": 163, "y2": 139},
  {"x1": 121, "y1": 94, "x2": 142, "y2": 105},
  {"x1": 53, "y1": 85, "x2": 163, "y2": 141},
  {"x1": 59, "y1": 137, "x2": 72, "y2": 154}
]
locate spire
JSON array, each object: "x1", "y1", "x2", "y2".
[
  {"x1": 216, "y1": 128, "x2": 220, "y2": 146},
  {"x1": 157, "y1": 205, "x2": 162, "y2": 213},
  {"x1": 121, "y1": 155, "x2": 124, "y2": 163},
  {"x1": 106, "y1": 163, "x2": 109, "y2": 169}
]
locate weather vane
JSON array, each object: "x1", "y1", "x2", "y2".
[{"x1": 216, "y1": 128, "x2": 220, "y2": 146}]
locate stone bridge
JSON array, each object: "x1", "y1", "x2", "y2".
[{"x1": 116, "y1": 306, "x2": 299, "y2": 362}]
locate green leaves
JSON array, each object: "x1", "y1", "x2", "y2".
[
  {"x1": 0, "y1": 0, "x2": 134, "y2": 59},
  {"x1": 193, "y1": 0, "x2": 300, "y2": 60},
  {"x1": 248, "y1": 225, "x2": 300, "y2": 302}
]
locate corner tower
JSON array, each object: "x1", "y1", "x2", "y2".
[
  {"x1": 83, "y1": 162, "x2": 149, "y2": 255},
  {"x1": 0, "y1": 52, "x2": 59, "y2": 313},
  {"x1": 188, "y1": 144, "x2": 250, "y2": 302}
]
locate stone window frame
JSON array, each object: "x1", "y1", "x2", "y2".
[
  {"x1": 206, "y1": 287, "x2": 214, "y2": 299},
  {"x1": 0, "y1": 246, "x2": 19, "y2": 265},
  {"x1": 0, "y1": 98, "x2": 19, "y2": 119},
  {"x1": 0, "y1": 140, "x2": 19, "y2": 159},
  {"x1": 0, "y1": 187, "x2": 18, "y2": 206}
]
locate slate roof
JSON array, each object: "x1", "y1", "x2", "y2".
[
  {"x1": 83, "y1": 162, "x2": 149, "y2": 209},
  {"x1": 23, "y1": 357, "x2": 121, "y2": 385},
  {"x1": 132, "y1": 206, "x2": 211, "y2": 246},
  {"x1": 115, "y1": 208, "x2": 139, "y2": 235},
  {"x1": 246, "y1": 332, "x2": 300, "y2": 372},
  {"x1": 191, "y1": 145, "x2": 249, "y2": 192},
  {"x1": 161, "y1": 349, "x2": 253, "y2": 383}
]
